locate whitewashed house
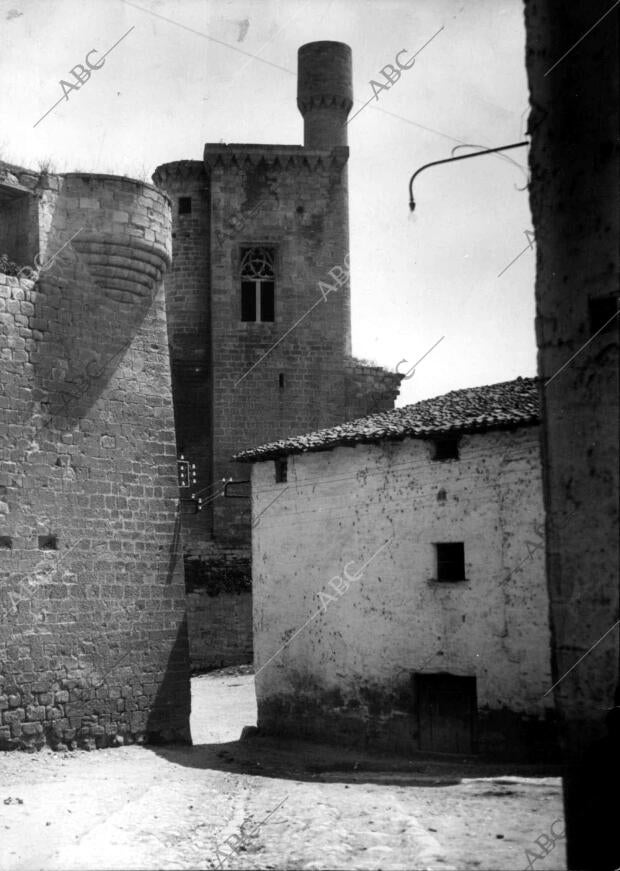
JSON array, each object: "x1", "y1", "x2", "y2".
[{"x1": 234, "y1": 377, "x2": 559, "y2": 758}]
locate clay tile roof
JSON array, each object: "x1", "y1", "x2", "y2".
[{"x1": 233, "y1": 376, "x2": 540, "y2": 462}]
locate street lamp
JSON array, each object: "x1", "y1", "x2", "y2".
[{"x1": 408, "y1": 141, "x2": 529, "y2": 212}]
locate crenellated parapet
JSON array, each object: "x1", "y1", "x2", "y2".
[
  {"x1": 203, "y1": 144, "x2": 349, "y2": 172},
  {"x1": 152, "y1": 160, "x2": 206, "y2": 188}
]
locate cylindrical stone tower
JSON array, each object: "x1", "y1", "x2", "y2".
[
  {"x1": 0, "y1": 164, "x2": 191, "y2": 750},
  {"x1": 297, "y1": 41, "x2": 353, "y2": 149},
  {"x1": 151, "y1": 160, "x2": 213, "y2": 552}
]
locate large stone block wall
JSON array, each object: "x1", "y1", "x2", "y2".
[
  {"x1": 250, "y1": 425, "x2": 556, "y2": 758},
  {"x1": 0, "y1": 167, "x2": 191, "y2": 751}
]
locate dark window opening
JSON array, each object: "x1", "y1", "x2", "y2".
[
  {"x1": 240, "y1": 247, "x2": 275, "y2": 322},
  {"x1": 0, "y1": 536, "x2": 12, "y2": 549},
  {"x1": 275, "y1": 458, "x2": 288, "y2": 483},
  {"x1": 38, "y1": 535, "x2": 58, "y2": 550},
  {"x1": 435, "y1": 542, "x2": 465, "y2": 581},
  {"x1": 432, "y1": 437, "x2": 459, "y2": 461},
  {"x1": 260, "y1": 281, "x2": 275, "y2": 321},
  {"x1": 589, "y1": 295, "x2": 618, "y2": 335},
  {"x1": 241, "y1": 281, "x2": 257, "y2": 321},
  {"x1": 0, "y1": 185, "x2": 36, "y2": 274},
  {"x1": 240, "y1": 280, "x2": 274, "y2": 322},
  {"x1": 178, "y1": 197, "x2": 192, "y2": 215},
  {"x1": 279, "y1": 373, "x2": 285, "y2": 389}
]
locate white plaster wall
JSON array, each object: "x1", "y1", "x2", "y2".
[{"x1": 251, "y1": 425, "x2": 553, "y2": 718}]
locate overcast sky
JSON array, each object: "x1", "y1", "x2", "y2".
[{"x1": 1, "y1": 0, "x2": 535, "y2": 406}]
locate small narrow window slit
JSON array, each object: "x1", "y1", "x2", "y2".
[{"x1": 275, "y1": 458, "x2": 288, "y2": 483}]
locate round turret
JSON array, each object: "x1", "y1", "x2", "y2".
[{"x1": 297, "y1": 41, "x2": 353, "y2": 149}]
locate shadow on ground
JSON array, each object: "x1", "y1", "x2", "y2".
[{"x1": 146, "y1": 734, "x2": 562, "y2": 788}]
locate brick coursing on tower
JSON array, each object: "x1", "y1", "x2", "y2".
[
  {"x1": 152, "y1": 44, "x2": 402, "y2": 669},
  {"x1": 0, "y1": 163, "x2": 190, "y2": 751}
]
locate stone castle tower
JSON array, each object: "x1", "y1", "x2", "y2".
[
  {"x1": 153, "y1": 41, "x2": 401, "y2": 654},
  {"x1": 0, "y1": 163, "x2": 190, "y2": 749},
  {"x1": 0, "y1": 41, "x2": 400, "y2": 746},
  {"x1": 153, "y1": 42, "x2": 400, "y2": 616}
]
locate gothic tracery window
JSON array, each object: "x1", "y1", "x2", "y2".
[{"x1": 240, "y1": 247, "x2": 275, "y2": 322}]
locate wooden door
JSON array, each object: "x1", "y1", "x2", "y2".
[{"x1": 416, "y1": 673, "x2": 477, "y2": 754}]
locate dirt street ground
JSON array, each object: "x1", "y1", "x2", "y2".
[{"x1": 1, "y1": 668, "x2": 565, "y2": 871}]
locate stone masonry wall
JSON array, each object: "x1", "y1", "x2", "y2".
[
  {"x1": 525, "y1": 3, "x2": 619, "y2": 864},
  {"x1": 0, "y1": 167, "x2": 190, "y2": 751},
  {"x1": 251, "y1": 425, "x2": 556, "y2": 758},
  {"x1": 150, "y1": 161, "x2": 212, "y2": 557},
  {"x1": 525, "y1": 0, "x2": 619, "y2": 745},
  {"x1": 207, "y1": 145, "x2": 352, "y2": 552},
  {"x1": 186, "y1": 591, "x2": 252, "y2": 672},
  {"x1": 344, "y1": 359, "x2": 404, "y2": 418}
]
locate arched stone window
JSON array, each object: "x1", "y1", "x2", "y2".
[{"x1": 240, "y1": 247, "x2": 275, "y2": 322}]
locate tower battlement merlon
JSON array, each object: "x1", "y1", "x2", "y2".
[
  {"x1": 202, "y1": 144, "x2": 349, "y2": 170},
  {"x1": 297, "y1": 41, "x2": 353, "y2": 149},
  {"x1": 152, "y1": 160, "x2": 206, "y2": 188},
  {"x1": 0, "y1": 159, "x2": 42, "y2": 191}
]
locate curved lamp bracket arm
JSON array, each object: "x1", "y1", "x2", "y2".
[
  {"x1": 408, "y1": 140, "x2": 529, "y2": 212},
  {"x1": 449, "y1": 143, "x2": 529, "y2": 192}
]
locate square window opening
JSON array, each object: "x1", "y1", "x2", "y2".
[
  {"x1": 178, "y1": 197, "x2": 192, "y2": 215},
  {"x1": 435, "y1": 542, "x2": 465, "y2": 581},
  {"x1": 432, "y1": 437, "x2": 459, "y2": 461},
  {"x1": 0, "y1": 535, "x2": 12, "y2": 549},
  {"x1": 38, "y1": 534, "x2": 58, "y2": 551}
]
